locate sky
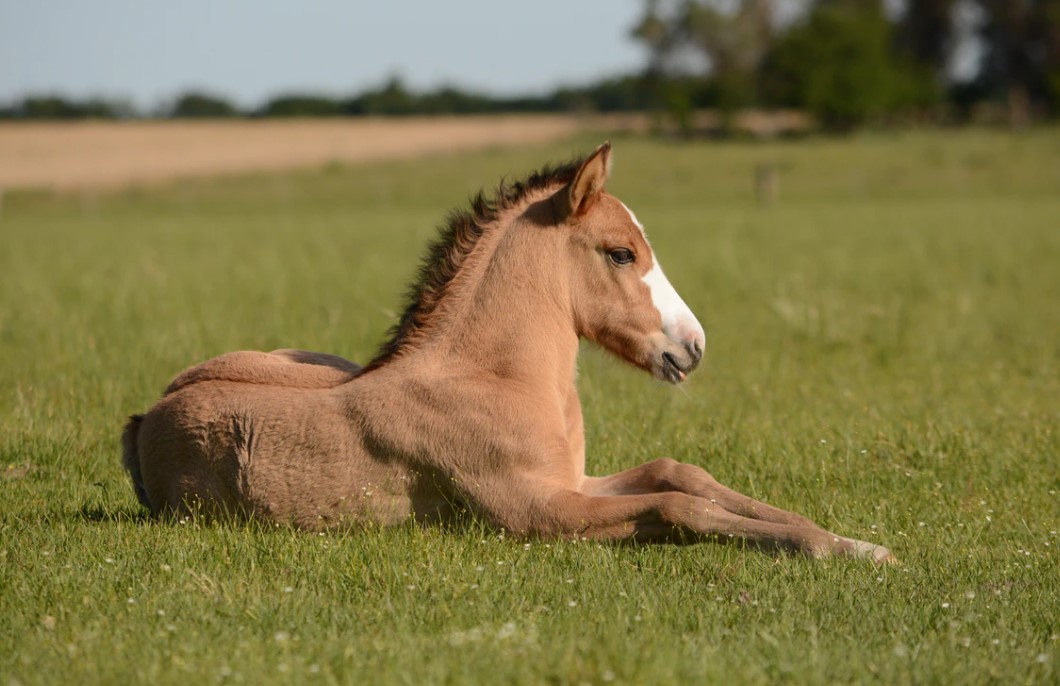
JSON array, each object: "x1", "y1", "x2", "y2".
[{"x1": 0, "y1": 1, "x2": 647, "y2": 108}]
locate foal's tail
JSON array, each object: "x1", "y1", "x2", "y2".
[{"x1": 121, "y1": 414, "x2": 152, "y2": 511}]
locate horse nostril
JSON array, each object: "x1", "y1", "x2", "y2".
[{"x1": 685, "y1": 338, "x2": 704, "y2": 366}]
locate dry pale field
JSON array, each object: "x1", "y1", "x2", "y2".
[{"x1": 0, "y1": 114, "x2": 647, "y2": 192}]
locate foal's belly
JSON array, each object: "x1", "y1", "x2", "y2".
[{"x1": 141, "y1": 382, "x2": 415, "y2": 529}]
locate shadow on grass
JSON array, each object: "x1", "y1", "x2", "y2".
[{"x1": 75, "y1": 503, "x2": 152, "y2": 524}]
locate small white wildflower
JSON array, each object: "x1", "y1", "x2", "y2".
[
  {"x1": 568, "y1": 601, "x2": 577, "y2": 607},
  {"x1": 105, "y1": 558, "x2": 115, "y2": 564},
  {"x1": 127, "y1": 598, "x2": 135, "y2": 604},
  {"x1": 283, "y1": 587, "x2": 293, "y2": 593},
  {"x1": 941, "y1": 603, "x2": 950, "y2": 609},
  {"x1": 406, "y1": 585, "x2": 415, "y2": 590},
  {"x1": 475, "y1": 565, "x2": 484, "y2": 572},
  {"x1": 965, "y1": 591, "x2": 976, "y2": 599},
  {"x1": 1036, "y1": 653, "x2": 1049, "y2": 664},
  {"x1": 274, "y1": 631, "x2": 289, "y2": 643}
]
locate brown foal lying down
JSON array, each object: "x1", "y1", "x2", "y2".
[{"x1": 123, "y1": 143, "x2": 894, "y2": 564}]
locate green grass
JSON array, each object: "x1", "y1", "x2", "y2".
[{"x1": 2, "y1": 129, "x2": 1058, "y2": 685}]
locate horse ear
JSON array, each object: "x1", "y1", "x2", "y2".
[{"x1": 563, "y1": 142, "x2": 612, "y2": 219}]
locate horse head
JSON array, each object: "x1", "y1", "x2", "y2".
[{"x1": 555, "y1": 143, "x2": 705, "y2": 383}]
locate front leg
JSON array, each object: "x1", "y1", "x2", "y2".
[
  {"x1": 582, "y1": 458, "x2": 895, "y2": 564},
  {"x1": 469, "y1": 483, "x2": 877, "y2": 561}
]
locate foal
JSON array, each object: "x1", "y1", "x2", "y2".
[{"x1": 123, "y1": 143, "x2": 894, "y2": 564}]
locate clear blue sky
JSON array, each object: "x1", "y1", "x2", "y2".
[{"x1": 0, "y1": 1, "x2": 647, "y2": 108}]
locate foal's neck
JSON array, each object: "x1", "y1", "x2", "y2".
[{"x1": 425, "y1": 199, "x2": 579, "y2": 394}]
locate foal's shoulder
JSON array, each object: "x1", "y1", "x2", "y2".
[{"x1": 163, "y1": 349, "x2": 362, "y2": 396}]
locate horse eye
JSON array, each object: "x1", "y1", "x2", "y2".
[{"x1": 608, "y1": 248, "x2": 635, "y2": 266}]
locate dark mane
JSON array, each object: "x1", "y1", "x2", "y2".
[{"x1": 364, "y1": 154, "x2": 586, "y2": 371}]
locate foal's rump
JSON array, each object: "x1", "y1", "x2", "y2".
[{"x1": 129, "y1": 378, "x2": 412, "y2": 527}]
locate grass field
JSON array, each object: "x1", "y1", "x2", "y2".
[{"x1": 1, "y1": 129, "x2": 1058, "y2": 685}]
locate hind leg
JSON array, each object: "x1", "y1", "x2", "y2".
[{"x1": 145, "y1": 468, "x2": 247, "y2": 523}]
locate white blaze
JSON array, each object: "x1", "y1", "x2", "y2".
[{"x1": 622, "y1": 203, "x2": 706, "y2": 347}]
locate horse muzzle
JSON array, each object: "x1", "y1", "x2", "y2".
[{"x1": 654, "y1": 334, "x2": 704, "y2": 384}]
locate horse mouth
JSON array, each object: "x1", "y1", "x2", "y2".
[{"x1": 660, "y1": 352, "x2": 687, "y2": 384}]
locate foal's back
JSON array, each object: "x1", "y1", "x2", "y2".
[{"x1": 164, "y1": 349, "x2": 361, "y2": 395}]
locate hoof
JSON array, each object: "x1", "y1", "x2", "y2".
[{"x1": 850, "y1": 539, "x2": 898, "y2": 565}]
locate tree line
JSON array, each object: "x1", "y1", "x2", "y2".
[
  {"x1": 631, "y1": 0, "x2": 1059, "y2": 129},
  {"x1": 0, "y1": 75, "x2": 660, "y2": 122},
  {"x1": 2, "y1": 1, "x2": 1056, "y2": 131}
]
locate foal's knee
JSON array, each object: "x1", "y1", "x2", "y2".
[{"x1": 646, "y1": 457, "x2": 716, "y2": 490}]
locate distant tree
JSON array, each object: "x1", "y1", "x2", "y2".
[
  {"x1": 2, "y1": 95, "x2": 127, "y2": 119},
  {"x1": 170, "y1": 91, "x2": 239, "y2": 118},
  {"x1": 973, "y1": 0, "x2": 1060, "y2": 123},
  {"x1": 257, "y1": 94, "x2": 343, "y2": 117},
  {"x1": 682, "y1": 0, "x2": 774, "y2": 114},
  {"x1": 892, "y1": 0, "x2": 956, "y2": 107},
  {"x1": 417, "y1": 86, "x2": 497, "y2": 115},
  {"x1": 345, "y1": 76, "x2": 416, "y2": 116},
  {"x1": 630, "y1": 0, "x2": 776, "y2": 131},
  {"x1": 894, "y1": 0, "x2": 957, "y2": 69},
  {"x1": 760, "y1": 2, "x2": 913, "y2": 129}
]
